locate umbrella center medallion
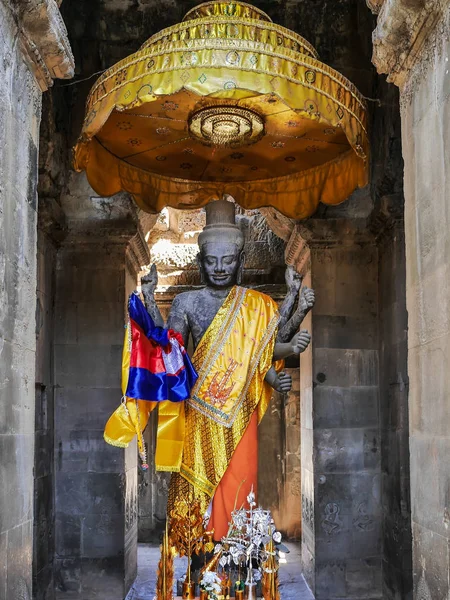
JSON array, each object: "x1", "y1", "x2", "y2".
[{"x1": 189, "y1": 106, "x2": 264, "y2": 148}]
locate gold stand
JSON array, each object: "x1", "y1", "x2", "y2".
[{"x1": 181, "y1": 581, "x2": 195, "y2": 599}]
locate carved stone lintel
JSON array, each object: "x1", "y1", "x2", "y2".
[
  {"x1": 127, "y1": 230, "x2": 151, "y2": 277},
  {"x1": 294, "y1": 218, "x2": 374, "y2": 249},
  {"x1": 16, "y1": 0, "x2": 75, "y2": 91},
  {"x1": 285, "y1": 226, "x2": 310, "y2": 275},
  {"x1": 372, "y1": 0, "x2": 448, "y2": 89}
]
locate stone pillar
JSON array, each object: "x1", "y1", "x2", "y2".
[
  {"x1": 52, "y1": 185, "x2": 149, "y2": 598},
  {"x1": 371, "y1": 3, "x2": 450, "y2": 598},
  {"x1": 0, "y1": 2, "x2": 73, "y2": 599},
  {"x1": 290, "y1": 221, "x2": 382, "y2": 599},
  {"x1": 375, "y1": 198, "x2": 412, "y2": 599}
]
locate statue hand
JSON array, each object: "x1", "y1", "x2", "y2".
[
  {"x1": 274, "y1": 371, "x2": 292, "y2": 393},
  {"x1": 285, "y1": 265, "x2": 302, "y2": 294},
  {"x1": 290, "y1": 329, "x2": 311, "y2": 355},
  {"x1": 298, "y1": 286, "x2": 315, "y2": 313},
  {"x1": 140, "y1": 264, "x2": 158, "y2": 294}
]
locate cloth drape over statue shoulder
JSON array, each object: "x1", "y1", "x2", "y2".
[
  {"x1": 166, "y1": 285, "x2": 282, "y2": 538},
  {"x1": 104, "y1": 293, "x2": 197, "y2": 467}
]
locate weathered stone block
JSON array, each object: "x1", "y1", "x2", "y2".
[
  {"x1": 80, "y1": 557, "x2": 125, "y2": 600},
  {"x1": 33, "y1": 563, "x2": 54, "y2": 600},
  {"x1": 410, "y1": 435, "x2": 450, "y2": 538},
  {"x1": 0, "y1": 340, "x2": 36, "y2": 436},
  {"x1": 6, "y1": 520, "x2": 33, "y2": 600},
  {"x1": 345, "y1": 558, "x2": 382, "y2": 597},
  {"x1": 54, "y1": 557, "x2": 82, "y2": 595},
  {"x1": 34, "y1": 475, "x2": 53, "y2": 525},
  {"x1": 314, "y1": 428, "x2": 380, "y2": 473},
  {"x1": 316, "y1": 513, "x2": 352, "y2": 560},
  {"x1": 313, "y1": 315, "x2": 378, "y2": 350},
  {"x1": 0, "y1": 531, "x2": 7, "y2": 600},
  {"x1": 314, "y1": 386, "x2": 378, "y2": 429},
  {"x1": 82, "y1": 514, "x2": 124, "y2": 559},
  {"x1": 55, "y1": 472, "x2": 123, "y2": 517},
  {"x1": 55, "y1": 514, "x2": 82, "y2": 558},
  {"x1": 33, "y1": 517, "x2": 51, "y2": 576},
  {"x1": 412, "y1": 522, "x2": 449, "y2": 600},
  {"x1": 0, "y1": 434, "x2": 34, "y2": 534},
  {"x1": 409, "y1": 335, "x2": 450, "y2": 437},
  {"x1": 56, "y1": 262, "x2": 125, "y2": 304},
  {"x1": 314, "y1": 348, "x2": 378, "y2": 387},
  {"x1": 382, "y1": 561, "x2": 412, "y2": 600},
  {"x1": 55, "y1": 387, "x2": 123, "y2": 433},
  {"x1": 315, "y1": 559, "x2": 346, "y2": 598},
  {"x1": 54, "y1": 344, "x2": 123, "y2": 388},
  {"x1": 34, "y1": 431, "x2": 53, "y2": 479},
  {"x1": 316, "y1": 473, "x2": 381, "y2": 519},
  {"x1": 77, "y1": 301, "x2": 125, "y2": 345},
  {"x1": 55, "y1": 429, "x2": 122, "y2": 474}
]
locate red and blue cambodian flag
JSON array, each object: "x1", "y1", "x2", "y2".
[{"x1": 124, "y1": 293, "x2": 197, "y2": 402}]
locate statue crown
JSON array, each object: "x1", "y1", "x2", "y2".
[{"x1": 198, "y1": 199, "x2": 244, "y2": 250}]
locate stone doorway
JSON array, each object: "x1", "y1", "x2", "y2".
[{"x1": 0, "y1": 0, "x2": 419, "y2": 599}]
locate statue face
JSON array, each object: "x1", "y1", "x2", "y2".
[{"x1": 199, "y1": 242, "x2": 243, "y2": 288}]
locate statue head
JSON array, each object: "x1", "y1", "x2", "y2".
[{"x1": 197, "y1": 199, "x2": 245, "y2": 288}]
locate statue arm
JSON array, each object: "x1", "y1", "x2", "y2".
[
  {"x1": 264, "y1": 366, "x2": 292, "y2": 393},
  {"x1": 273, "y1": 330, "x2": 311, "y2": 361},
  {"x1": 277, "y1": 286, "x2": 315, "y2": 343},
  {"x1": 141, "y1": 265, "x2": 165, "y2": 327},
  {"x1": 277, "y1": 266, "x2": 302, "y2": 332},
  {"x1": 265, "y1": 329, "x2": 311, "y2": 392},
  {"x1": 167, "y1": 295, "x2": 190, "y2": 348}
]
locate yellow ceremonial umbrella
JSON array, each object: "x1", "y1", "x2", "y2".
[{"x1": 73, "y1": 1, "x2": 369, "y2": 219}]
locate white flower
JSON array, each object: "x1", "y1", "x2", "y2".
[
  {"x1": 273, "y1": 531, "x2": 282, "y2": 543},
  {"x1": 219, "y1": 555, "x2": 228, "y2": 568},
  {"x1": 201, "y1": 571, "x2": 221, "y2": 586}
]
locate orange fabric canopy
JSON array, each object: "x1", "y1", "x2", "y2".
[{"x1": 73, "y1": 1, "x2": 369, "y2": 219}]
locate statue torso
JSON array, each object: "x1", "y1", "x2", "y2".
[{"x1": 167, "y1": 286, "x2": 237, "y2": 348}]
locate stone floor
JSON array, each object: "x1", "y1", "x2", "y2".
[{"x1": 126, "y1": 543, "x2": 314, "y2": 599}]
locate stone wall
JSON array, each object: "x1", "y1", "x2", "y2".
[
  {"x1": 310, "y1": 238, "x2": 382, "y2": 600},
  {"x1": 50, "y1": 177, "x2": 149, "y2": 598},
  {"x1": 400, "y1": 6, "x2": 450, "y2": 598},
  {"x1": 34, "y1": 229, "x2": 58, "y2": 600},
  {"x1": 377, "y1": 210, "x2": 412, "y2": 599},
  {"x1": 0, "y1": 3, "x2": 41, "y2": 599}
]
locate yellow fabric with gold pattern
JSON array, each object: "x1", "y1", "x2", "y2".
[
  {"x1": 167, "y1": 285, "x2": 279, "y2": 512},
  {"x1": 73, "y1": 1, "x2": 369, "y2": 219}
]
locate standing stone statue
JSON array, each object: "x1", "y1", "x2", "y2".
[{"x1": 141, "y1": 199, "x2": 315, "y2": 539}]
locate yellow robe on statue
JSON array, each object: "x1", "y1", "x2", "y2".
[
  {"x1": 103, "y1": 285, "x2": 280, "y2": 538},
  {"x1": 163, "y1": 285, "x2": 280, "y2": 536}
]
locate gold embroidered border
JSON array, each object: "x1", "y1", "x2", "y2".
[
  {"x1": 85, "y1": 41, "x2": 367, "y2": 125},
  {"x1": 104, "y1": 434, "x2": 128, "y2": 448},
  {"x1": 180, "y1": 463, "x2": 215, "y2": 496},
  {"x1": 140, "y1": 16, "x2": 319, "y2": 59},
  {"x1": 191, "y1": 285, "x2": 245, "y2": 380},
  {"x1": 187, "y1": 290, "x2": 279, "y2": 427}
]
